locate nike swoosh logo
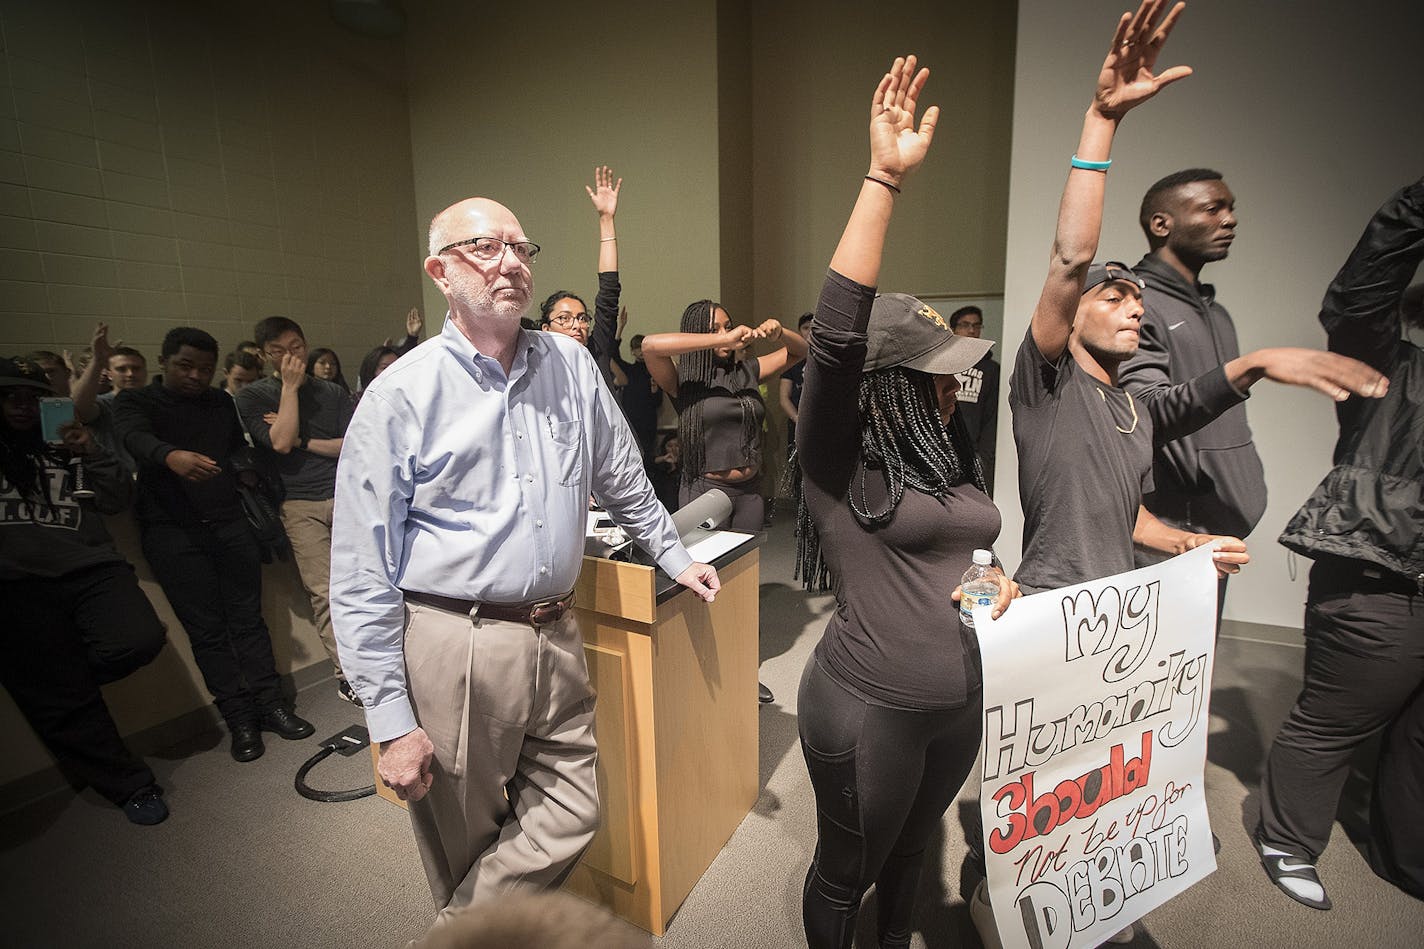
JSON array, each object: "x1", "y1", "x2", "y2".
[
  {"x1": 1168, "y1": 320, "x2": 1187, "y2": 331},
  {"x1": 1276, "y1": 860, "x2": 1315, "y2": 872}
]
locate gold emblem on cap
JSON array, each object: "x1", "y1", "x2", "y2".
[{"x1": 917, "y1": 304, "x2": 947, "y2": 331}]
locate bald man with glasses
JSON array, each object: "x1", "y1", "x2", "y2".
[{"x1": 331, "y1": 196, "x2": 720, "y2": 924}]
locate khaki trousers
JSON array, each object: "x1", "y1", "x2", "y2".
[
  {"x1": 403, "y1": 598, "x2": 600, "y2": 917},
  {"x1": 279, "y1": 497, "x2": 341, "y2": 677}
]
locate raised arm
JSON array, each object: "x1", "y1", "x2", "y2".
[
  {"x1": 640, "y1": 325, "x2": 757, "y2": 397},
  {"x1": 752, "y1": 320, "x2": 808, "y2": 380},
  {"x1": 71, "y1": 322, "x2": 114, "y2": 423},
  {"x1": 587, "y1": 165, "x2": 622, "y2": 274},
  {"x1": 829, "y1": 54, "x2": 937, "y2": 285},
  {"x1": 1032, "y1": 0, "x2": 1191, "y2": 362}
]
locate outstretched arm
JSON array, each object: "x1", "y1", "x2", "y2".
[
  {"x1": 1032, "y1": 0, "x2": 1191, "y2": 362},
  {"x1": 71, "y1": 322, "x2": 114, "y2": 423}
]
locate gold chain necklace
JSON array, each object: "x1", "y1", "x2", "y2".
[{"x1": 1097, "y1": 387, "x2": 1139, "y2": 435}]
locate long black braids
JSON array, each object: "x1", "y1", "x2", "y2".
[
  {"x1": 790, "y1": 366, "x2": 986, "y2": 592},
  {"x1": 0, "y1": 415, "x2": 65, "y2": 522},
  {"x1": 675, "y1": 299, "x2": 764, "y2": 483}
]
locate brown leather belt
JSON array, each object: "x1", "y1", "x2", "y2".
[{"x1": 403, "y1": 590, "x2": 575, "y2": 627}]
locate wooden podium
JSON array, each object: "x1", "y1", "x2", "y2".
[
  {"x1": 563, "y1": 539, "x2": 760, "y2": 934},
  {"x1": 372, "y1": 539, "x2": 761, "y2": 935}
]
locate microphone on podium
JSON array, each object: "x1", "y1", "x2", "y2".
[{"x1": 670, "y1": 488, "x2": 732, "y2": 540}]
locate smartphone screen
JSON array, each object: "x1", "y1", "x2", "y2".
[
  {"x1": 594, "y1": 517, "x2": 616, "y2": 530},
  {"x1": 39, "y1": 397, "x2": 75, "y2": 444}
]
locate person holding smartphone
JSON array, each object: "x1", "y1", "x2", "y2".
[{"x1": 0, "y1": 357, "x2": 169, "y2": 825}]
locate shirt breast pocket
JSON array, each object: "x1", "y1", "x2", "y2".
[{"x1": 550, "y1": 418, "x2": 585, "y2": 486}]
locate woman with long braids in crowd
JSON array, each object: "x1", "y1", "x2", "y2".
[
  {"x1": 789, "y1": 56, "x2": 1019, "y2": 948},
  {"x1": 642, "y1": 300, "x2": 805, "y2": 705}
]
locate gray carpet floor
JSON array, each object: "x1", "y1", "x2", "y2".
[{"x1": 3, "y1": 516, "x2": 1422, "y2": 948}]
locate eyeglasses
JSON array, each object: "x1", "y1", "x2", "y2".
[
  {"x1": 439, "y1": 236, "x2": 541, "y2": 264},
  {"x1": 548, "y1": 314, "x2": 592, "y2": 328}
]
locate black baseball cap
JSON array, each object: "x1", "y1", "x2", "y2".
[
  {"x1": 864, "y1": 293, "x2": 994, "y2": 375},
  {"x1": 1083, "y1": 261, "x2": 1146, "y2": 295},
  {"x1": 0, "y1": 357, "x2": 55, "y2": 392}
]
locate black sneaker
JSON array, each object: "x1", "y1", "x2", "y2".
[
  {"x1": 337, "y1": 678, "x2": 362, "y2": 707},
  {"x1": 123, "y1": 785, "x2": 169, "y2": 826},
  {"x1": 759, "y1": 682, "x2": 775, "y2": 704}
]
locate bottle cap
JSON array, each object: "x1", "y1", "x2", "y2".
[{"x1": 973, "y1": 549, "x2": 993, "y2": 566}]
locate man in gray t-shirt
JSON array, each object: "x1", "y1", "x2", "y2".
[{"x1": 237, "y1": 316, "x2": 356, "y2": 702}]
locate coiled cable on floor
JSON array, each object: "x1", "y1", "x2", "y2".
[{"x1": 294, "y1": 745, "x2": 377, "y2": 803}]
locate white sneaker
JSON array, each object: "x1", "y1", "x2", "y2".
[{"x1": 970, "y1": 880, "x2": 1004, "y2": 949}]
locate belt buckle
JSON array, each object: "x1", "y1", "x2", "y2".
[{"x1": 529, "y1": 599, "x2": 563, "y2": 626}]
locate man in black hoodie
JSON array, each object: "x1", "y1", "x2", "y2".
[
  {"x1": 1119, "y1": 170, "x2": 1384, "y2": 602},
  {"x1": 115, "y1": 327, "x2": 314, "y2": 763}
]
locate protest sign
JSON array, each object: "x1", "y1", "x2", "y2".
[{"x1": 975, "y1": 544, "x2": 1219, "y2": 949}]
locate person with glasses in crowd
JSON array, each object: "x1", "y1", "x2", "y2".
[
  {"x1": 236, "y1": 316, "x2": 356, "y2": 705},
  {"x1": 539, "y1": 166, "x2": 627, "y2": 390},
  {"x1": 331, "y1": 198, "x2": 719, "y2": 930}
]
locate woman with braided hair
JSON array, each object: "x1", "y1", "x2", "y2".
[
  {"x1": 643, "y1": 301, "x2": 805, "y2": 705},
  {"x1": 642, "y1": 301, "x2": 806, "y2": 531},
  {"x1": 789, "y1": 55, "x2": 1020, "y2": 949}
]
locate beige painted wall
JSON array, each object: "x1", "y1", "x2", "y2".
[
  {"x1": 0, "y1": 0, "x2": 422, "y2": 789},
  {"x1": 404, "y1": 0, "x2": 725, "y2": 339},
  {"x1": 996, "y1": 0, "x2": 1424, "y2": 628},
  {"x1": 0, "y1": 0, "x2": 422, "y2": 387}
]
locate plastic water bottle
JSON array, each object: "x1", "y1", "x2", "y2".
[{"x1": 959, "y1": 549, "x2": 1000, "y2": 629}]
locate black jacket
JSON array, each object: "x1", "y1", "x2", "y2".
[
  {"x1": 1119, "y1": 254, "x2": 1267, "y2": 538},
  {"x1": 1279, "y1": 179, "x2": 1424, "y2": 591},
  {"x1": 114, "y1": 379, "x2": 250, "y2": 525}
]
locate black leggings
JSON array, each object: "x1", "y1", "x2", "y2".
[{"x1": 798, "y1": 656, "x2": 982, "y2": 949}]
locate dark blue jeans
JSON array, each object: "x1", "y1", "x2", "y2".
[{"x1": 141, "y1": 517, "x2": 282, "y2": 727}]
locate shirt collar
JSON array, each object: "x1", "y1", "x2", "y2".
[{"x1": 439, "y1": 312, "x2": 535, "y2": 386}]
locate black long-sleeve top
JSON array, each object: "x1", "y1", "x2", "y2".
[
  {"x1": 114, "y1": 379, "x2": 249, "y2": 525},
  {"x1": 588, "y1": 270, "x2": 622, "y2": 390},
  {"x1": 799, "y1": 270, "x2": 1001, "y2": 710}
]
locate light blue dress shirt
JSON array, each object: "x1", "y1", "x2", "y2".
[{"x1": 331, "y1": 317, "x2": 693, "y2": 742}]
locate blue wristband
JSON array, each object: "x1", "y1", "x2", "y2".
[{"x1": 1071, "y1": 155, "x2": 1112, "y2": 171}]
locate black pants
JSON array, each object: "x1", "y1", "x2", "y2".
[
  {"x1": 1258, "y1": 557, "x2": 1424, "y2": 891},
  {"x1": 0, "y1": 562, "x2": 165, "y2": 804},
  {"x1": 799, "y1": 657, "x2": 981, "y2": 949},
  {"x1": 680, "y1": 474, "x2": 764, "y2": 532},
  {"x1": 141, "y1": 518, "x2": 282, "y2": 727}
]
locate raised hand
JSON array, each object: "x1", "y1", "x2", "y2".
[
  {"x1": 91, "y1": 322, "x2": 115, "y2": 367},
  {"x1": 752, "y1": 319, "x2": 784, "y2": 342},
  {"x1": 1093, "y1": 0, "x2": 1192, "y2": 121},
  {"x1": 586, "y1": 165, "x2": 622, "y2": 218},
  {"x1": 405, "y1": 307, "x2": 423, "y2": 338},
  {"x1": 721, "y1": 325, "x2": 756, "y2": 351},
  {"x1": 868, "y1": 54, "x2": 939, "y2": 186}
]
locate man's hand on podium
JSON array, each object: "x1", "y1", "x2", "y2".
[
  {"x1": 378, "y1": 727, "x2": 436, "y2": 802},
  {"x1": 675, "y1": 562, "x2": 721, "y2": 603}
]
